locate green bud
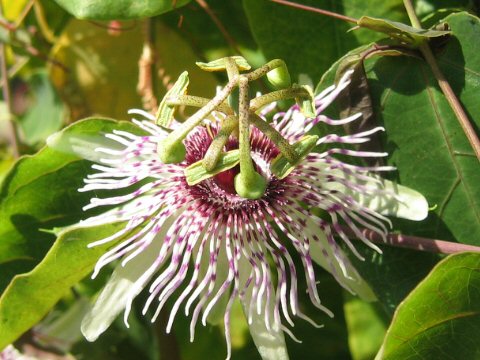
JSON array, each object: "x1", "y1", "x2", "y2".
[
  {"x1": 157, "y1": 140, "x2": 186, "y2": 164},
  {"x1": 234, "y1": 171, "x2": 267, "y2": 200},
  {"x1": 266, "y1": 60, "x2": 291, "y2": 89}
]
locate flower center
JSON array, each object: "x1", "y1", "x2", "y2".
[
  {"x1": 183, "y1": 125, "x2": 284, "y2": 207},
  {"x1": 213, "y1": 165, "x2": 240, "y2": 195}
]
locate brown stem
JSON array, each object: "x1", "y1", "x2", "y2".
[
  {"x1": 270, "y1": 0, "x2": 357, "y2": 24},
  {"x1": 137, "y1": 19, "x2": 159, "y2": 113},
  {"x1": 343, "y1": 226, "x2": 480, "y2": 255},
  {"x1": 14, "y1": 0, "x2": 34, "y2": 28},
  {"x1": 195, "y1": 0, "x2": 242, "y2": 55},
  {"x1": 403, "y1": 0, "x2": 480, "y2": 160},
  {"x1": 0, "y1": 2, "x2": 20, "y2": 158}
]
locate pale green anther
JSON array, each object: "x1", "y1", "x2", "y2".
[
  {"x1": 271, "y1": 135, "x2": 319, "y2": 179},
  {"x1": 196, "y1": 56, "x2": 251, "y2": 72},
  {"x1": 157, "y1": 140, "x2": 186, "y2": 164},
  {"x1": 155, "y1": 71, "x2": 189, "y2": 127},
  {"x1": 266, "y1": 59, "x2": 291, "y2": 90},
  {"x1": 296, "y1": 84, "x2": 316, "y2": 118},
  {"x1": 185, "y1": 150, "x2": 240, "y2": 185},
  {"x1": 203, "y1": 116, "x2": 239, "y2": 171}
]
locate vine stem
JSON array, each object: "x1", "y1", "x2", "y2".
[
  {"x1": 270, "y1": 0, "x2": 357, "y2": 24},
  {"x1": 0, "y1": 2, "x2": 20, "y2": 158},
  {"x1": 195, "y1": 0, "x2": 242, "y2": 55},
  {"x1": 137, "y1": 18, "x2": 159, "y2": 113},
  {"x1": 403, "y1": 0, "x2": 480, "y2": 160},
  {"x1": 343, "y1": 226, "x2": 480, "y2": 255}
]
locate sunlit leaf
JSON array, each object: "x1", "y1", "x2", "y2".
[
  {"x1": 0, "y1": 118, "x2": 139, "y2": 291},
  {"x1": 344, "y1": 294, "x2": 387, "y2": 360},
  {"x1": 377, "y1": 252, "x2": 480, "y2": 359},
  {"x1": 51, "y1": 0, "x2": 191, "y2": 20},
  {"x1": 0, "y1": 221, "x2": 126, "y2": 350}
]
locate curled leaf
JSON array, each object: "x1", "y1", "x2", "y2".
[{"x1": 357, "y1": 16, "x2": 450, "y2": 47}]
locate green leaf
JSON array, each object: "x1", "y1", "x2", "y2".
[
  {"x1": 0, "y1": 118, "x2": 139, "y2": 290},
  {"x1": 357, "y1": 16, "x2": 450, "y2": 47},
  {"x1": 243, "y1": 0, "x2": 409, "y2": 83},
  {"x1": 0, "y1": 221, "x2": 126, "y2": 350},
  {"x1": 378, "y1": 252, "x2": 480, "y2": 359},
  {"x1": 0, "y1": 0, "x2": 31, "y2": 21},
  {"x1": 343, "y1": 294, "x2": 387, "y2": 360},
  {"x1": 313, "y1": 13, "x2": 480, "y2": 316},
  {"x1": 51, "y1": 0, "x2": 191, "y2": 20},
  {"x1": 18, "y1": 71, "x2": 66, "y2": 147},
  {"x1": 366, "y1": 12, "x2": 480, "y2": 244}
]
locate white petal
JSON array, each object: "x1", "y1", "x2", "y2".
[
  {"x1": 323, "y1": 169, "x2": 428, "y2": 221},
  {"x1": 306, "y1": 222, "x2": 376, "y2": 302},
  {"x1": 81, "y1": 235, "x2": 164, "y2": 341},
  {"x1": 247, "y1": 311, "x2": 289, "y2": 360},
  {"x1": 354, "y1": 178, "x2": 428, "y2": 221},
  {"x1": 47, "y1": 132, "x2": 123, "y2": 163},
  {"x1": 239, "y1": 259, "x2": 289, "y2": 360}
]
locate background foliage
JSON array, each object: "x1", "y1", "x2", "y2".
[{"x1": 0, "y1": 0, "x2": 479, "y2": 359}]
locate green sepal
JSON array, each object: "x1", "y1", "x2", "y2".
[
  {"x1": 296, "y1": 84, "x2": 316, "y2": 118},
  {"x1": 155, "y1": 71, "x2": 189, "y2": 128},
  {"x1": 185, "y1": 149, "x2": 240, "y2": 185},
  {"x1": 266, "y1": 59, "x2": 291, "y2": 89},
  {"x1": 196, "y1": 56, "x2": 251, "y2": 72},
  {"x1": 271, "y1": 135, "x2": 318, "y2": 179},
  {"x1": 357, "y1": 16, "x2": 450, "y2": 47}
]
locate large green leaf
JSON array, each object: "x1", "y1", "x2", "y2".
[
  {"x1": 0, "y1": 221, "x2": 125, "y2": 350},
  {"x1": 243, "y1": 0, "x2": 409, "y2": 83},
  {"x1": 314, "y1": 12, "x2": 480, "y2": 316},
  {"x1": 51, "y1": 0, "x2": 191, "y2": 20},
  {"x1": 377, "y1": 252, "x2": 480, "y2": 359},
  {"x1": 366, "y1": 12, "x2": 480, "y2": 244},
  {"x1": 0, "y1": 118, "x2": 139, "y2": 291}
]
